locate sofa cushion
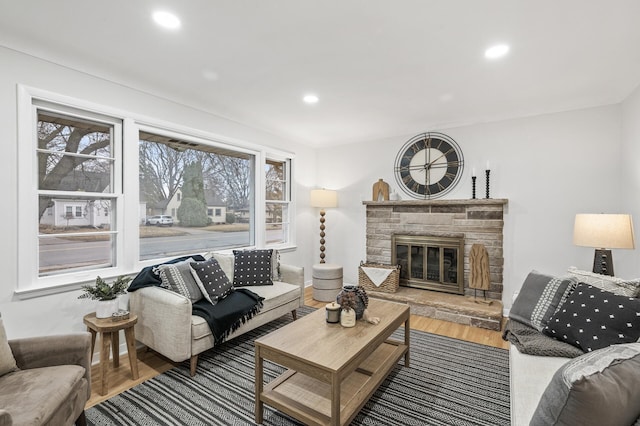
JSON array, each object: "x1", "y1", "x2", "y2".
[
  {"x1": 510, "y1": 270, "x2": 577, "y2": 331},
  {"x1": 509, "y1": 345, "x2": 571, "y2": 426},
  {"x1": 531, "y1": 343, "x2": 640, "y2": 426},
  {"x1": 190, "y1": 258, "x2": 234, "y2": 305},
  {"x1": 567, "y1": 266, "x2": 640, "y2": 297},
  {"x1": 157, "y1": 259, "x2": 203, "y2": 303},
  {"x1": 232, "y1": 249, "x2": 273, "y2": 286},
  {"x1": 0, "y1": 318, "x2": 17, "y2": 377},
  {"x1": 0, "y1": 364, "x2": 86, "y2": 425},
  {"x1": 191, "y1": 281, "x2": 299, "y2": 340},
  {"x1": 543, "y1": 283, "x2": 640, "y2": 352},
  {"x1": 211, "y1": 252, "x2": 235, "y2": 282}
]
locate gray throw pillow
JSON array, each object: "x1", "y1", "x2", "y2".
[
  {"x1": 509, "y1": 270, "x2": 578, "y2": 331},
  {"x1": 156, "y1": 259, "x2": 203, "y2": 303},
  {"x1": 232, "y1": 249, "x2": 273, "y2": 287},
  {"x1": 0, "y1": 317, "x2": 18, "y2": 377},
  {"x1": 531, "y1": 343, "x2": 640, "y2": 426},
  {"x1": 567, "y1": 266, "x2": 640, "y2": 297},
  {"x1": 190, "y1": 258, "x2": 234, "y2": 305}
]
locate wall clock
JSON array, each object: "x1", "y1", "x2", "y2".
[{"x1": 394, "y1": 132, "x2": 464, "y2": 199}]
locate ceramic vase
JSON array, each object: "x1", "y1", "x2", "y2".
[
  {"x1": 336, "y1": 286, "x2": 367, "y2": 320},
  {"x1": 96, "y1": 299, "x2": 119, "y2": 318},
  {"x1": 340, "y1": 308, "x2": 356, "y2": 327}
]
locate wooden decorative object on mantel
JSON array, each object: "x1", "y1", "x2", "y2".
[
  {"x1": 372, "y1": 178, "x2": 390, "y2": 201},
  {"x1": 470, "y1": 243, "x2": 492, "y2": 305}
]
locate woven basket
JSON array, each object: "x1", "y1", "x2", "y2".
[{"x1": 358, "y1": 262, "x2": 400, "y2": 293}]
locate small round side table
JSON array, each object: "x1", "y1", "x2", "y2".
[
  {"x1": 83, "y1": 312, "x2": 139, "y2": 396},
  {"x1": 312, "y1": 263, "x2": 343, "y2": 302}
]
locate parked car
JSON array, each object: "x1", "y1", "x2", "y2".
[{"x1": 145, "y1": 215, "x2": 174, "y2": 226}]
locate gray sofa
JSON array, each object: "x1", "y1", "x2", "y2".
[{"x1": 130, "y1": 252, "x2": 304, "y2": 376}]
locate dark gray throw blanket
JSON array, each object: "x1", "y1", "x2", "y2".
[
  {"x1": 502, "y1": 319, "x2": 584, "y2": 358},
  {"x1": 192, "y1": 288, "x2": 264, "y2": 344}
]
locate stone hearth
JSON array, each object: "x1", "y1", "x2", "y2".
[
  {"x1": 363, "y1": 199, "x2": 508, "y2": 330},
  {"x1": 367, "y1": 287, "x2": 503, "y2": 330}
]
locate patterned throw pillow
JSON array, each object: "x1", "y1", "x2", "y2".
[
  {"x1": 509, "y1": 270, "x2": 578, "y2": 331},
  {"x1": 531, "y1": 343, "x2": 640, "y2": 426},
  {"x1": 543, "y1": 283, "x2": 640, "y2": 352},
  {"x1": 156, "y1": 259, "x2": 204, "y2": 303},
  {"x1": 0, "y1": 317, "x2": 18, "y2": 377},
  {"x1": 567, "y1": 266, "x2": 640, "y2": 297},
  {"x1": 190, "y1": 258, "x2": 234, "y2": 305},
  {"x1": 232, "y1": 249, "x2": 273, "y2": 287}
]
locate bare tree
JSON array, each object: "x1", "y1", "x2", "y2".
[{"x1": 37, "y1": 119, "x2": 111, "y2": 219}]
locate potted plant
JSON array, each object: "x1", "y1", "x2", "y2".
[
  {"x1": 78, "y1": 275, "x2": 132, "y2": 318},
  {"x1": 338, "y1": 290, "x2": 357, "y2": 327}
]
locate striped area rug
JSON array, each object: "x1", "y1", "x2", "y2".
[{"x1": 87, "y1": 307, "x2": 510, "y2": 425}]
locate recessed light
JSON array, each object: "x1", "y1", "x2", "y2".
[
  {"x1": 152, "y1": 11, "x2": 181, "y2": 30},
  {"x1": 485, "y1": 44, "x2": 509, "y2": 59},
  {"x1": 303, "y1": 94, "x2": 319, "y2": 104}
]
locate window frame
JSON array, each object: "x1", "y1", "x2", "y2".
[
  {"x1": 17, "y1": 85, "x2": 296, "y2": 298},
  {"x1": 264, "y1": 155, "x2": 294, "y2": 248}
]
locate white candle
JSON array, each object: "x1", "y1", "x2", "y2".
[
  {"x1": 486, "y1": 161, "x2": 490, "y2": 170},
  {"x1": 472, "y1": 167, "x2": 476, "y2": 177}
]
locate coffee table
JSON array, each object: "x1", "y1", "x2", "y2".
[{"x1": 255, "y1": 298, "x2": 410, "y2": 426}]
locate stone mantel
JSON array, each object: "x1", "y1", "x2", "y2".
[{"x1": 363, "y1": 199, "x2": 508, "y2": 207}]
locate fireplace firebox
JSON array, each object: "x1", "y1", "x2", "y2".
[{"x1": 392, "y1": 234, "x2": 464, "y2": 295}]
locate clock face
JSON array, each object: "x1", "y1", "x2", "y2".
[{"x1": 394, "y1": 132, "x2": 464, "y2": 199}]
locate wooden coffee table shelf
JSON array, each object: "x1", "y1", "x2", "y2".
[{"x1": 255, "y1": 299, "x2": 410, "y2": 426}]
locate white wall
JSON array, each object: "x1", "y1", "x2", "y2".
[
  {"x1": 621, "y1": 84, "x2": 640, "y2": 267},
  {"x1": 0, "y1": 47, "x2": 317, "y2": 345},
  {"x1": 318, "y1": 104, "x2": 639, "y2": 311}
]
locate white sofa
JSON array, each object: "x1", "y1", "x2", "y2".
[
  {"x1": 508, "y1": 289, "x2": 572, "y2": 425},
  {"x1": 508, "y1": 269, "x2": 640, "y2": 426},
  {"x1": 130, "y1": 254, "x2": 304, "y2": 376},
  {"x1": 509, "y1": 346, "x2": 570, "y2": 425}
]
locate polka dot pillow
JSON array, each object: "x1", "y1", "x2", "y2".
[
  {"x1": 189, "y1": 258, "x2": 234, "y2": 305},
  {"x1": 543, "y1": 283, "x2": 640, "y2": 352},
  {"x1": 232, "y1": 249, "x2": 273, "y2": 287}
]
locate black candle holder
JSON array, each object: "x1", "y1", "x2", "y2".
[
  {"x1": 472, "y1": 176, "x2": 477, "y2": 199},
  {"x1": 485, "y1": 169, "x2": 491, "y2": 199}
]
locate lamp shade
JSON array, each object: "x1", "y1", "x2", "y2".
[
  {"x1": 310, "y1": 189, "x2": 338, "y2": 209},
  {"x1": 573, "y1": 214, "x2": 635, "y2": 249}
]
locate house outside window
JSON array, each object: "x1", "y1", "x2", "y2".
[{"x1": 215, "y1": 208, "x2": 222, "y2": 217}]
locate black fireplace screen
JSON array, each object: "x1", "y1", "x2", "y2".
[{"x1": 392, "y1": 235, "x2": 464, "y2": 294}]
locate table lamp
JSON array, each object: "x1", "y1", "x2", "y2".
[
  {"x1": 573, "y1": 213, "x2": 635, "y2": 276},
  {"x1": 310, "y1": 189, "x2": 338, "y2": 263}
]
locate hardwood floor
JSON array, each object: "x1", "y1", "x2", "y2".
[{"x1": 86, "y1": 286, "x2": 509, "y2": 408}]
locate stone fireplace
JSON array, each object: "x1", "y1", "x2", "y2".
[{"x1": 363, "y1": 199, "x2": 508, "y2": 330}]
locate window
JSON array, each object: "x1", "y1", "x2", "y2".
[
  {"x1": 21, "y1": 104, "x2": 121, "y2": 283},
  {"x1": 138, "y1": 130, "x2": 254, "y2": 260},
  {"x1": 265, "y1": 158, "x2": 291, "y2": 245},
  {"x1": 17, "y1": 87, "x2": 294, "y2": 295}
]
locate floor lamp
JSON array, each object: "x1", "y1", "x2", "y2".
[
  {"x1": 573, "y1": 213, "x2": 635, "y2": 276},
  {"x1": 310, "y1": 189, "x2": 338, "y2": 263}
]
